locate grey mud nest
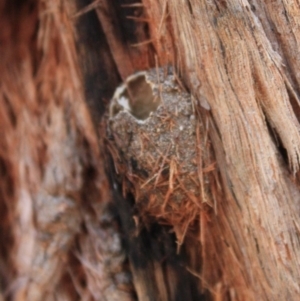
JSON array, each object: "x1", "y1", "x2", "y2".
[{"x1": 106, "y1": 67, "x2": 209, "y2": 242}]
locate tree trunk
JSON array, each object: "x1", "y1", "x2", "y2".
[{"x1": 1, "y1": 1, "x2": 300, "y2": 301}]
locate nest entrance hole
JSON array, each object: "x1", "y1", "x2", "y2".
[{"x1": 115, "y1": 72, "x2": 161, "y2": 120}]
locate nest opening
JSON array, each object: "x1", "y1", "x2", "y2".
[{"x1": 110, "y1": 72, "x2": 161, "y2": 120}]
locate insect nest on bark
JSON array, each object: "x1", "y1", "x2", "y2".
[{"x1": 107, "y1": 67, "x2": 208, "y2": 242}]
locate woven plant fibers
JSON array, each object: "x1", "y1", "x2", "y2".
[{"x1": 107, "y1": 67, "x2": 206, "y2": 242}]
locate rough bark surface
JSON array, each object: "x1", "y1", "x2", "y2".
[
  {"x1": 141, "y1": 1, "x2": 300, "y2": 300},
  {"x1": 0, "y1": 1, "x2": 133, "y2": 300}
]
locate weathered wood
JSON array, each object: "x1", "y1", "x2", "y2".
[
  {"x1": 141, "y1": 1, "x2": 300, "y2": 300},
  {"x1": 0, "y1": 1, "x2": 126, "y2": 300}
]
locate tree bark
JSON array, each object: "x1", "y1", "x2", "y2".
[
  {"x1": 1, "y1": 1, "x2": 300, "y2": 301},
  {"x1": 137, "y1": 1, "x2": 300, "y2": 300}
]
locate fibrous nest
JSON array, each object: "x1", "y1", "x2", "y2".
[{"x1": 106, "y1": 67, "x2": 211, "y2": 243}]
